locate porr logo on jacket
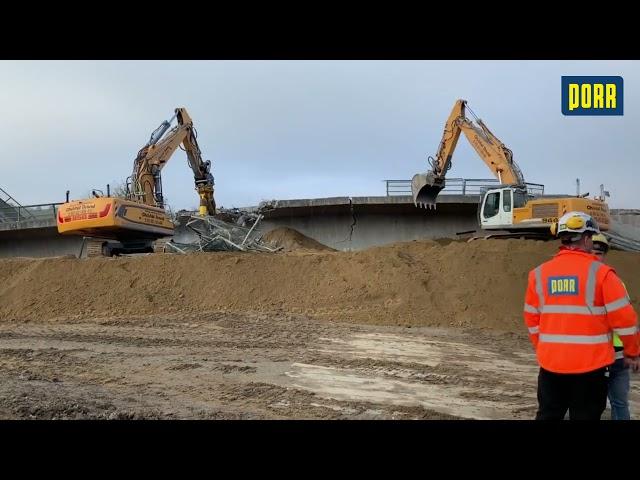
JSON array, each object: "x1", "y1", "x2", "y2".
[{"x1": 548, "y1": 276, "x2": 579, "y2": 295}]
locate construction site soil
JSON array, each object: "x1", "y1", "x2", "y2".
[
  {"x1": 261, "y1": 226, "x2": 336, "y2": 252},
  {"x1": 1, "y1": 237, "x2": 639, "y2": 419}
]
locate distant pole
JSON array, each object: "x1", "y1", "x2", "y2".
[{"x1": 576, "y1": 178, "x2": 580, "y2": 196}]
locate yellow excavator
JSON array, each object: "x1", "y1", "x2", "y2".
[
  {"x1": 411, "y1": 99, "x2": 610, "y2": 237},
  {"x1": 57, "y1": 108, "x2": 216, "y2": 256}
]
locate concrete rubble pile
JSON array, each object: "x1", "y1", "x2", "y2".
[
  {"x1": 165, "y1": 208, "x2": 281, "y2": 254},
  {"x1": 608, "y1": 220, "x2": 640, "y2": 253}
]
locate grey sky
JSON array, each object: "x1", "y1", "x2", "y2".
[{"x1": 1, "y1": 60, "x2": 638, "y2": 209}]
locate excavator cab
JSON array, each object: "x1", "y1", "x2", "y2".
[
  {"x1": 411, "y1": 172, "x2": 445, "y2": 209},
  {"x1": 479, "y1": 187, "x2": 514, "y2": 228}
]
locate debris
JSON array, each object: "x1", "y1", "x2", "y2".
[
  {"x1": 166, "y1": 209, "x2": 280, "y2": 254},
  {"x1": 608, "y1": 220, "x2": 640, "y2": 252}
]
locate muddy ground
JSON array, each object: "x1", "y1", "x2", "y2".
[
  {"x1": 1, "y1": 311, "x2": 638, "y2": 420},
  {"x1": 3, "y1": 236, "x2": 639, "y2": 420}
]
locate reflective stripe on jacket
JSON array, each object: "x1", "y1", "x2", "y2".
[{"x1": 613, "y1": 282, "x2": 632, "y2": 348}]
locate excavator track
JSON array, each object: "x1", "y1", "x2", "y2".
[
  {"x1": 83, "y1": 239, "x2": 107, "y2": 258},
  {"x1": 153, "y1": 237, "x2": 171, "y2": 253},
  {"x1": 457, "y1": 229, "x2": 552, "y2": 242}
]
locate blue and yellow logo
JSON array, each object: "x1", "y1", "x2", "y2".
[
  {"x1": 561, "y1": 76, "x2": 623, "y2": 116},
  {"x1": 548, "y1": 276, "x2": 579, "y2": 295}
]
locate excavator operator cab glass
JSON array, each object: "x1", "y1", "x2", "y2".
[
  {"x1": 513, "y1": 189, "x2": 528, "y2": 209},
  {"x1": 483, "y1": 191, "x2": 501, "y2": 218},
  {"x1": 503, "y1": 190, "x2": 512, "y2": 212}
]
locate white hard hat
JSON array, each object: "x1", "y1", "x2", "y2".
[{"x1": 554, "y1": 211, "x2": 600, "y2": 237}]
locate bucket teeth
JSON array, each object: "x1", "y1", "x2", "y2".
[{"x1": 417, "y1": 202, "x2": 437, "y2": 210}]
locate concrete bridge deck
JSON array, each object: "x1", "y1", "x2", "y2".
[
  {"x1": 255, "y1": 195, "x2": 480, "y2": 250},
  {"x1": 1, "y1": 192, "x2": 637, "y2": 257},
  {"x1": 0, "y1": 195, "x2": 481, "y2": 257}
]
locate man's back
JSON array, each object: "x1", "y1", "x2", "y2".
[
  {"x1": 528, "y1": 248, "x2": 618, "y2": 373},
  {"x1": 525, "y1": 211, "x2": 638, "y2": 419}
]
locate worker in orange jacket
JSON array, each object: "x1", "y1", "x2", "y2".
[{"x1": 524, "y1": 211, "x2": 640, "y2": 420}]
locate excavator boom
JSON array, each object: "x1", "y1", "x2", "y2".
[{"x1": 412, "y1": 99, "x2": 524, "y2": 208}]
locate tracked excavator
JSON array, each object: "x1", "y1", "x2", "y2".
[
  {"x1": 411, "y1": 99, "x2": 610, "y2": 239},
  {"x1": 57, "y1": 108, "x2": 216, "y2": 256}
]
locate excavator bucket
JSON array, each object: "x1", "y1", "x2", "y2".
[{"x1": 411, "y1": 172, "x2": 445, "y2": 209}]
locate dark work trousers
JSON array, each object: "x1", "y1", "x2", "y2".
[{"x1": 535, "y1": 367, "x2": 609, "y2": 420}]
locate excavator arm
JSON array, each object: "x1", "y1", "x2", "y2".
[
  {"x1": 420, "y1": 99, "x2": 465, "y2": 180},
  {"x1": 411, "y1": 99, "x2": 524, "y2": 208},
  {"x1": 179, "y1": 110, "x2": 216, "y2": 216},
  {"x1": 129, "y1": 108, "x2": 216, "y2": 215}
]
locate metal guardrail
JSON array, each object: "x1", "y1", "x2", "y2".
[
  {"x1": 0, "y1": 203, "x2": 62, "y2": 224},
  {"x1": 528, "y1": 184, "x2": 545, "y2": 197},
  {"x1": 0, "y1": 187, "x2": 27, "y2": 208},
  {"x1": 384, "y1": 178, "x2": 545, "y2": 197},
  {"x1": 0, "y1": 187, "x2": 37, "y2": 222},
  {"x1": 384, "y1": 178, "x2": 501, "y2": 196}
]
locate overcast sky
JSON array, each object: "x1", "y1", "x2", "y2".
[{"x1": 1, "y1": 60, "x2": 637, "y2": 209}]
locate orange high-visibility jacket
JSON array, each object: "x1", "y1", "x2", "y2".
[{"x1": 524, "y1": 248, "x2": 640, "y2": 373}]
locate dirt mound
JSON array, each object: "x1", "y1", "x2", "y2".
[
  {"x1": 1, "y1": 239, "x2": 639, "y2": 332},
  {"x1": 261, "y1": 227, "x2": 335, "y2": 252}
]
